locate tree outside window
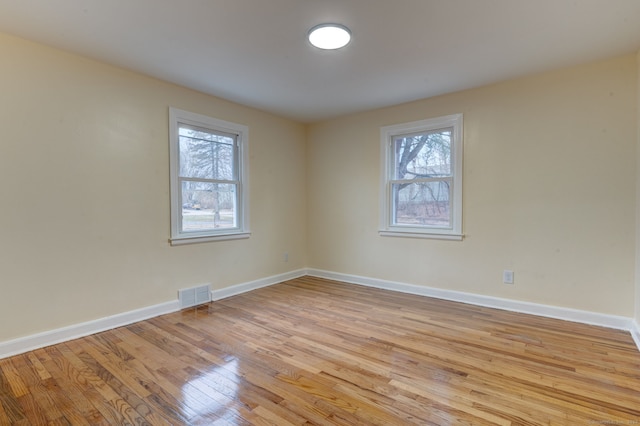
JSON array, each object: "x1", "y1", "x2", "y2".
[
  {"x1": 380, "y1": 114, "x2": 463, "y2": 240},
  {"x1": 169, "y1": 108, "x2": 249, "y2": 245}
]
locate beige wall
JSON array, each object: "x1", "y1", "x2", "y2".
[
  {"x1": 0, "y1": 33, "x2": 307, "y2": 341},
  {"x1": 1, "y1": 31, "x2": 638, "y2": 344},
  {"x1": 308, "y1": 54, "x2": 638, "y2": 316}
]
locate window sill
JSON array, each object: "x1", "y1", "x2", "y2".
[
  {"x1": 379, "y1": 230, "x2": 464, "y2": 241},
  {"x1": 170, "y1": 232, "x2": 251, "y2": 246}
]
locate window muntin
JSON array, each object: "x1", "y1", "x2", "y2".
[
  {"x1": 169, "y1": 108, "x2": 249, "y2": 245},
  {"x1": 380, "y1": 114, "x2": 463, "y2": 240}
]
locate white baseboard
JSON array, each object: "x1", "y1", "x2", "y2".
[
  {"x1": 0, "y1": 269, "x2": 306, "y2": 360},
  {"x1": 0, "y1": 300, "x2": 181, "y2": 359},
  {"x1": 211, "y1": 269, "x2": 307, "y2": 301},
  {"x1": 307, "y1": 269, "x2": 638, "y2": 342},
  {"x1": 3, "y1": 267, "x2": 638, "y2": 359},
  {"x1": 631, "y1": 320, "x2": 640, "y2": 350}
]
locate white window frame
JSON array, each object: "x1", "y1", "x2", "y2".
[
  {"x1": 379, "y1": 113, "x2": 463, "y2": 241},
  {"x1": 169, "y1": 107, "x2": 250, "y2": 245}
]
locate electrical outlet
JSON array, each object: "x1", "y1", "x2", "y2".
[
  {"x1": 283, "y1": 252, "x2": 289, "y2": 262},
  {"x1": 503, "y1": 270, "x2": 514, "y2": 284}
]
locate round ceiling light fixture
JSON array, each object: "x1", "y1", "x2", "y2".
[{"x1": 308, "y1": 23, "x2": 351, "y2": 50}]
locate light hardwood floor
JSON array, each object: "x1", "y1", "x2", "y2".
[{"x1": 1, "y1": 276, "x2": 639, "y2": 425}]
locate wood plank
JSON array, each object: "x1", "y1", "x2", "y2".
[
  {"x1": 1, "y1": 276, "x2": 639, "y2": 425},
  {"x1": 0, "y1": 359, "x2": 27, "y2": 424}
]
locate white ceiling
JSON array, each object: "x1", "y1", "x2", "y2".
[{"x1": 1, "y1": 0, "x2": 639, "y2": 122}]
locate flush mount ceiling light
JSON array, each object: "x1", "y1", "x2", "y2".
[{"x1": 308, "y1": 24, "x2": 351, "y2": 50}]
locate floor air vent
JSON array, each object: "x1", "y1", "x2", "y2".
[{"x1": 179, "y1": 284, "x2": 211, "y2": 309}]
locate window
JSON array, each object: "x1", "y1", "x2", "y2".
[
  {"x1": 169, "y1": 108, "x2": 249, "y2": 245},
  {"x1": 380, "y1": 114, "x2": 463, "y2": 240}
]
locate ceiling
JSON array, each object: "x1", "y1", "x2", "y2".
[{"x1": 1, "y1": 0, "x2": 639, "y2": 123}]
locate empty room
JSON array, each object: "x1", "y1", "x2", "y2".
[{"x1": 1, "y1": 1, "x2": 640, "y2": 424}]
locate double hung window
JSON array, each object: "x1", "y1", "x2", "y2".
[
  {"x1": 380, "y1": 114, "x2": 463, "y2": 240},
  {"x1": 169, "y1": 108, "x2": 249, "y2": 245}
]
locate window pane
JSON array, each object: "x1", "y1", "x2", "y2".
[
  {"x1": 394, "y1": 129, "x2": 451, "y2": 180},
  {"x1": 179, "y1": 126, "x2": 235, "y2": 180},
  {"x1": 392, "y1": 181, "x2": 451, "y2": 228},
  {"x1": 181, "y1": 181, "x2": 237, "y2": 232}
]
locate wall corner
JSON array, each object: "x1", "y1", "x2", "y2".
[{"x1": 635, "y1": 50, "x2": 640, "y2": 323}]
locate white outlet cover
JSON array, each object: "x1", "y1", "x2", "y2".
[{"x1": 503, "y1": 270, "x2": 514, "y2": 284}]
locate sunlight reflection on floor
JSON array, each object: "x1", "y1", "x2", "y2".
[{"x1": 181, "y1": 358, "x2": 243, "y2": 423}]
